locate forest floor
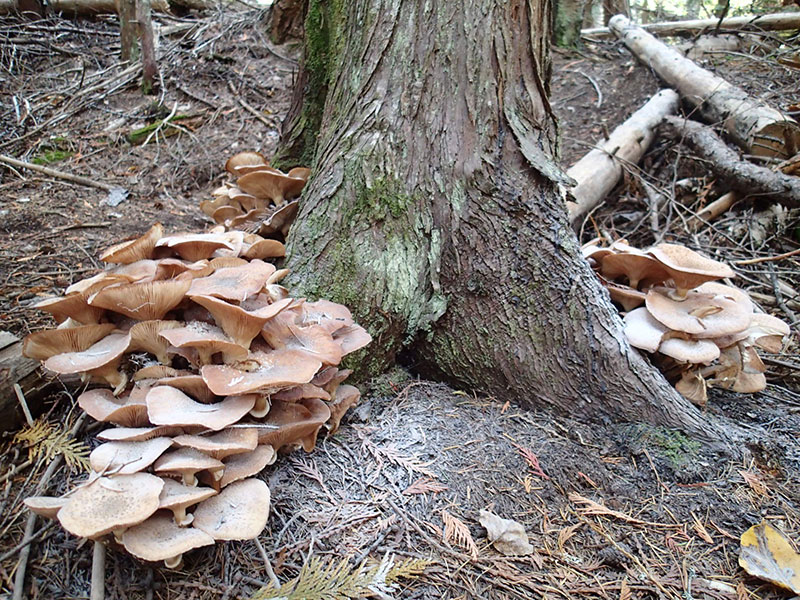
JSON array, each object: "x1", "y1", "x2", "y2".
[{"x1": 1, "y1": 8, "x2": 799, "y2": 600}]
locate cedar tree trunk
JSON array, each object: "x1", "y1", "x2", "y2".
[{"x1": 279, "y1": 0, "x2": 719, "y2": 438}]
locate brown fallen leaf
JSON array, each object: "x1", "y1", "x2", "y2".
[
  {"x1": 479, "y1": 510, "x2": 534, "y2": 556},
  {"x1": 739, "y1": 521, "x2": 800, "y2": 594}
]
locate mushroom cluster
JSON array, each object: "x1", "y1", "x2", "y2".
[
  {"x1": 584, "y1": 240, "x2": 790, "y2": 405},
  {"x1": 22, "y1": 222, "x2": 370, "y2": 567},
  {"x1": 200, "y1": 151, "x2": 310, "y2": 239}
]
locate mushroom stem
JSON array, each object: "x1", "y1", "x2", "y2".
[
  {"x1": 182, "y1": 473, "x2": 198, "y2": 487},
  {"x1": 164, "y1": 554, "x2": 184, "y2": 569},
  {"x1": 173, "y1": 507, "x2": 193, "y2": 527},
  {"x1": 91, "y1": 540, "x2": 106, "y2": 600}
]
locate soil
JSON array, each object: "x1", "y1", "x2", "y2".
[{"x1": 0, "y1": 9, "x2": 799, "y2": 600}]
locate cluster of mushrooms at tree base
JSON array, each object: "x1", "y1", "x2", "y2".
[
  {"x1": 584, "y1": 240, "x2": 790, "y2": 406},
  {"x1": 21, "y1": 221, "x2": 371, "y2": 568}
]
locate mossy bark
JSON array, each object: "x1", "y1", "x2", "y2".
[{"x1": 281, "y1": 0, "x2": 719, "y2": 438}]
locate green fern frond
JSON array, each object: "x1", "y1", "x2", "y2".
[
  {"x1": 250, "y1": 553, "x2": 430, "y2": 600},
  {"x1": 13, "y1": 419, "x2": 90, "y2": 472}
]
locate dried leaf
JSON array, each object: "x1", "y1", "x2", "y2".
[
  {"x1": 478, "y1": 510, "x2": 534, "y2": 556},
  {"x1": 441, "y1": 510, "x2": 479, "y2": 558},
  {"x1": 403, "y1": 477, "x2": 448, "y2": 496},
  {"x1": 511, "y1": 442, "x2": 549, "y2": 480},
  {"x1": 619, "y1": 578, "x2": 631, "y2": 600},
  {"x1": 739, "y1": 521, "x2": 800, "y2": 594},
  {"x1": 739, "y1": 470, "x2": 768, "y2": 496}
]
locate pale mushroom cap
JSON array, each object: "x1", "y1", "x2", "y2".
[
  {"x1": 155, "y1": 233, "x2": 236, "y2": 262},
  {"x1": 155, "y1": 375, "x2": 218, "y2": 404},
  {"x1": 257, "y1": 200, "x2": 299, "y2": 237},
  {"x1": 237, "y1": 170, "x2": 304, "y2": 203},
  {"x1": 57, "y1": 473, "x2": 164, "y2": 539},
  {"x1": 78, "y1": 388, "x2": 150, "y2": 427},
  {"x1": 242, "y1": 239, "x2": 286, "y2": 260},
  {"x1": 255, "y1": 398, "x2": 331, "y2": 451},
  {"x1": 225, "y1": 151, "x2": 268, "y2": 176},
  {"x1": 97, "y1": 425, "x2": 185, "y2": 442},
  {"x1": 333, "y1": 324, "x2": 372, "y2": 356},
  {"x1": 24, "y1": 496, "x2": 69, "y2": 519},
  {"x1": 218, "y1": 445, "x2": 276, "y2": 488},
  {"x1": 201, "y1": 348, "x2": 322, "y2": 396},
  {"x1": 674, "y1": 369, "x2": 708, "y2": 406},
  {"x1": 33, "y1": 294, "x2": 106, "y2": 325},
  {"x1": 133, "y1": 365, "x2": 183, "y2": 381},
  {"x1": 45, "y1": 332, "x2": 131, "y2": 375},
  {"x1": 100, "y1": 223, "x2": 164, "y2": 264},
  {"x1": 604, "y1": 281, "x2": 647, "y2": 311},
  {"x1": 89, "y1": 280, "x2": 192, "y2": 321},
  {"x1": 147, "y1": 386, "x2": 256, "y2": 431},
  {"x1": 90, "y1": 438, "x2": 173, "y2": 475},
  {"x1": 159, "y1": 321, "x2": 248, "y2": 364},
  {"x1": 154, "y1": 259, "x2": 214, "y2": 281},
  {"x1": 623, "y1": 307, "x2": 670, "y2": 353},
  {"x1": 645, "y1": 287, "x2": 752, "y2": 338},
  {"x1": 261, "y1": 318, "x2": 343, "y2": 366},
  {"x1": 271, "y1": 384, "x2": 331, "y2": 402},
  {"x1": 301, "y1": 299, "x2": 354, "y2": 333},
  {"x1": 188, "y1": 259, "x2": 276, "y2": 302},
  {"x1": 192, "y1": 478, "x2": 271, "y2": 540},
  {"x1": 189, "y1": 295, "x2": 293, "y2": 349},
  {"x1": 122, "y1": 511, "x2": 215, "y2": 562},
  {"x1": 23, "y1": 324, "x2": 116, "y2": 360},
  {"x1": 172, "y1": 428, "x2": 258, "y2": 460},
  {"x1": 599, "y1": 253, "x2": 669, "y2": 289},
  {"x1": 154, "y1": 447, "x2": 225, "y2": 482},
  {"x1": 658, "y1": 338, "x2": 720, "y2": 364},
  {"x1": 158, "y1": 478, "x2": 218, "y2": 519},
  {"x1": 128, "y1": 320, "x2": 183, "y2": 364}
]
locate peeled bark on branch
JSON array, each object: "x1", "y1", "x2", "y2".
[
  {"x1": 609, "y1": 15, "x2": 800, "y2": 159},
  {"x1": 0, "y1": 332, "x2": 52, "y2": 432},
  {"x1": 583, "y1": 11, "x2": 800, "y2": 38},
  {"x1": 662, "y1": 116, "x2": 800, "y2": 206},
  {"x1": 282, "y1": 0, "x2": 718, "y2": 438},
  {"x1": 0, "y1": 0, "x2": 183, "y2": 14},
  {"x1": 566, "y1": 88, "x2": 679, "y2": 224}
]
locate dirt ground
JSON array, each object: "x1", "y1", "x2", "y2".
[{"x1": 0, "y1": 9, "x2": 799, "y2": 600}]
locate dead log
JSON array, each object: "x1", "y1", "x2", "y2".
[
  {"x1": 0, "y1": 0, "x2": 178, "y2": 14},
  {"x1": 609, "y1": 15, "x2": 800, "y2": 159},
  {"x1": 0, "y1": 332, "x2": 53, "y2": 432},
  {"x1": 583, "y1": 12, "x2": 800, "y2": 38},
  {"x1": 662, "y1": 115, "x2": 800, "y2": 207},
  {"x1": 566, "y1": 89, "x2": 679, "y2": 224}
]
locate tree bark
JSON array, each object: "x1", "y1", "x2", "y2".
[
  {"x1": 566, "y1": 88, "x2": 679, "y2": 224},
  {"x1": 268, "y1": 0, "x2": 306, "y2": 44},
  {"x1": 281, "y1": 0, "x2": 719, "y2": 438},
  {"x1": 582, "y1": 12, "x2": 800, "y2": 38},
  {"x1": 609, "y1": 15, "x2": 800, "y2": 160},
  {"x1": 138, "y1": 0, "x2": 159, "y2": 94},
  {"x1": 555, "y1": 0, "x2": 588, "y2": 47},
  {"x1": 119, "y1": 0, "x2": 139, "y2": 63}
]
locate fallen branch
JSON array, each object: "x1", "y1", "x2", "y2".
[
  {"x1": 582, "y1": 12, "x2": 800, "y2": 39},
  {"x1": 566, "y1": 89, "x2": 679, "y2": 224},
  {"x1": 688, "y1": 191, "x2": 738, "y2": 230},
  {"x1": 609, "y1": 15, "x2": 800, "y2": 159},
  {"x1": 0, "y1": 154, "x2": 119, "y2": 192},
  {"x1": 662, "y1": 116, "x2": 800, "y2": 207}
]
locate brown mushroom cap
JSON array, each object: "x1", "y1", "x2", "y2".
[
  {"x1": 217, "y1": 445, "x2": 276, "y2": 488},
  {"x1": 241, "y1": 239, "x2": 286, "y2": 260},
  {"x1": 133, "y1": 365, "x2": 183, "y2": 381},
  {"x1": 33, "y1": 294, "x2": 106, "y2": 325},
  {"x1": 128, "y1": 320, "x2": 183, "y2": 364},
  {"x1": 154, "y1": 447, "x2": 225, "y2": 487},
  {"x1": 172, "y1": 428, "x2": 258, "y2": 460},
  {"x1": 192, "y1": 478, "x2": 271, "y2": 540},
  {"x1": 159, "y1": 321, "x2": 248, "y2": 365},
  {"x1": 301, "y1": 300, "x2": 354, "y2": 333},
  {"x1": 78, "y1": 388, "x2": 150, "y2": 427},
  {"x1": 89, "y1": 438, "x2": 173, "y2": 475},
  {"x1": 623, "y1": 307, "x2": 670, "y2": 353},
  {"x1": 645, "y1": 286, "x2": 752, "y2": 338},
  {"x1": 326, "y1": 384, "x2": 360, "y2": 434},
  {"x1": 147, "y1": 386, "x2": 256, "y2": 431},
  {"x1": 237, "y1": 170, "x2": 305, "y2": 205},
  {"x1": 600, "y1": 251, "x2": 669, "y2": 290},
  {"x1": 333, "y1": 324, "x2": 372, "y2": 356},
  {"x1": 24, "y1": 496, "x2": 69, "y2": 519},
  {"x1": 100, "y1": 223, "x2": 164, "y2": 264},
  {"x1": 602, "y1": 279, "x2": 647, "y2": 311},
  {"x1": 89, "y1": 279, "x2": 191, "y2": 321},
  {"x1": 254, "y1": 398, "x2": 331, "y2": 452},
  {"x1": 23, "y1": 324, "x2": 116, "y2": 360},
  {"x1": 261, "y1": 314, "x2": 343, "y2": 366},
  {"x1": 57, "y1": 473, "x2": 164, "y2": 539},
  {"x1": 122, "y1": 511, "x2": 215, "y2": 564},
  {"x1": 225, "y1": 151, "x2": 268, "y2": 176},
  {"x1": 154, "y1": 259, "x2": 214, "y2": 281},
  {"x1": 155, "y1": 233, "x2": 236, "y2": 262},
  {"x1": 157, "y1": 479, "x2": 218, "y2": 526},
  {"x1": 155, "y1": 374, "x2": 218, "y2": 403},
  {"x1": 675, "y1": 369, "x2": 708, "y2": 406},
  {"x1": 713, "y1": 312, "x2": 790, "y2": 353},
  {"x1": 201, "y1": 348, "x2": 322, "y2": 396},
  {"x1": 257, "y1": 200, "x2": 299, "y2": 238},
  {"x1": 271, "y1": 383, "x2": 331, "y2": 402},
  {"x1": 287, "y1": 167, "x2": 311, "y2": 181},
  {"x1": 188, "y1": 259, "x2": 275, "y2": 302},
  {"x1": 647, "y1": 243, "x2": 735, "y2": 294},
  {"x1": 189, "y1": 295, "x2": 293, "y2": 349}
]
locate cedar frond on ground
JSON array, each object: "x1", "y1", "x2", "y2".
[{"x1": 13, "y1": 418, "x2": 90, "y2": 472}]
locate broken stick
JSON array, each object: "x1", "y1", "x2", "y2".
[
  {"x1": 566, "y1": 89, "x2": 679, "y2": 225},
  {"x1": 583, "y1": 12, "x2": 800, "y2": 39},
  {"x1": 662, "y1": 116, "x2": 800, "y2": 207},
  {"x1": 609, "y1": 15, "x2": 800, "y2": 159}
]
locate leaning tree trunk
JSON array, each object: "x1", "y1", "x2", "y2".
[{"x1": 280, "y1": 0, "x2": 718, "y2": 438}]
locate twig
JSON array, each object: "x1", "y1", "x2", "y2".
[
  {"x1": 735, "y1": 246, "x2": 800, "y2": 266},
  {"x1": 227, "y1": 80, "x2": 276, "y2": 129},
  {"x1": 11, "y1": 413, "x2": 87, "y2": 600},
  {"x1": 13, "y1": 384, "x2": 34, "y2": 428},
  {"x1": 562, "y1": 69, "x2": 603, "y2": 108},
  {"x1": 0, "y1": 154, "x2": 117, "y2": 192},
  {"x1": 91, "y1": 540, "x2": 106, "y2": 600},
  {"x1": 253, "y1": 537, "x2": 280, "y2": 589}
]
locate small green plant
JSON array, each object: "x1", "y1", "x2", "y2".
[
  {"x1": 14, "y1": 418, "x2": 90, "y2": 471},
  {"x1": 251, "y1": 553, "x2": 429, "y2": 600},
  {"x1": 648, "y1": 427, "x2": 701, "y2": 469},
  {"x1": 31, "y1": 149, "x2": 74, "y2": 165}
]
